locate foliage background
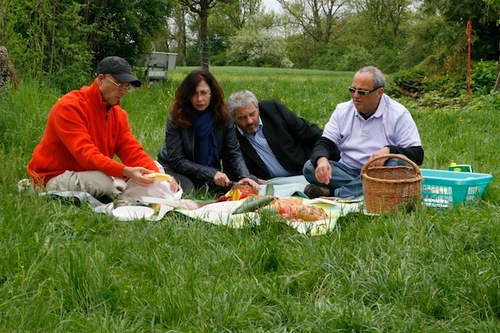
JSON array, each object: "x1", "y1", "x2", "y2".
[{"x1": 1, "y1": 0, "x2": 499, "y2": 90}]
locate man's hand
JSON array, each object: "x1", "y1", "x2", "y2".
[
  {"x1": 168, "y1": 178, "x2": 181, "y2": 193},
  {"x1": 237, "y1": 177, "x2": 259, "y2": 190},
  {"x1": 369, "y1": 146, "x2": 391, "y2": 166},
  {"x1": 214, "y1": 171, "x2": 231, "y2": 187},
  {"x1": 315, "y1": 157, "x2": 332, "y2": 185},
  {"x1": 123, "y1": 166, "x2": 155, "y2": 187},
  {"x1": 144, "y1": 172, "x2": 181, "y2": 193}
]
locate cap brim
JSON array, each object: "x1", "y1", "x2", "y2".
[{"x1": 113, "y1": 73, "x2": 142, "y2": 87}]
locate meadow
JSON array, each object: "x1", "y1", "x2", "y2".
[{"x1": 0, "y1": 66, "x2": 499, "y2": 332}]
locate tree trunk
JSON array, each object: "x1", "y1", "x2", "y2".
[
  {"x1": 199, "y1": 5, "x2": 210, "y2": 70},
  {"x1": 0, "y1": 46, "x2": 20, "y2": 88},
  {"x1": 178, "y1": 6, "x2": 188, "y2": 66},
  {"x1": 494, "y1": 64, "x2": 500, "y2": 92}
]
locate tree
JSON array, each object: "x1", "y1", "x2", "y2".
[
  {"x1": 276, "y1": 0, "x2": 349, "y2": 70},
  {"x1": 81, "y1": 0, "x2": 174, "y2": 65},
  {"x1": 0, "y1": 0, "x2": 15, "y2": 46},
  {"x1": 494, "y1": 66, "x2": 500, "y2": 92},
  {"x1": 167, "y1": 3, "x2": 189, "y2": 66},
  {"x1": 227, "y1": 25, "x2": 292, "y2": 68},
  {"x1": 209, "y1": 2, "x2": 281, "y2": 65},
  {"x1": 225, "y1": 0, "x2": 262, "y2": 30},
  {"x1": 2, "y1": 0, "x2": 174, "y2": 89},
  {"x1": 179, "y1": 0, "x2": 236, "y2": 69},
  {"x1": 349, "y1": 0, "x2": 413, "y2": 49},
  {"x1": 278, "y1": 0, "x2": 349, "y2": 44},
  {"x1": 4, "y1": 0, "x2": 92, "y2": 90},
  {"x1": 0, "y1": 46, "x2": 20, "y2": 88},
  {"x1": 421, "y1": 0, "x2": 500, "y2": 61},
  {"x1": 338, "y1": 0, "x2": 414, "y2": 72}
]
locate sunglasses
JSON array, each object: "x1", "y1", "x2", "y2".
[{"x1": 348, "y1": 86, "x2": 381, "y2": 95}]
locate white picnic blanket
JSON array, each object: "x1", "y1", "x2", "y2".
[
  {"x1": 19, "y1": 178, "x2": 363, "y2": 235},
  {"x1": 258, "y1": 175, "x2": 310, "y2": 197},
  {"x1": 175, "y1": 197, "x2": 362, "y2": 236}
]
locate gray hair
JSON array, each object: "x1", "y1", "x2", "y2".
[
  {"x1": 228, "y1": 90, "x2": 259, "y2": 116},
  {"x1": 357, "y1": 66, "x2": 385, "y2": 88}
]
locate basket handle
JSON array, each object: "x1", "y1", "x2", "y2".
[{"x1": 360, "y1": 153, "x2": 421, "y2": 177}]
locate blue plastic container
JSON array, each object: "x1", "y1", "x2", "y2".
[{"x1": 420, "y1": 169, "x2": 493, "y2": 207}]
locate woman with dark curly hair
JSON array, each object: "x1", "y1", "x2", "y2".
[{"x1": 158, "y1": 69, "x2": 259, "y2": 195}]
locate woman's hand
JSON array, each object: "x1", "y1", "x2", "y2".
[{"x1": 213, "y1": 171, "x2": 231, "y2": 187}]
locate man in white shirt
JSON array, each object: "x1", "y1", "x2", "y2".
[{"x1": 303, "y1": 66, "x2": 424, "y2": 198}]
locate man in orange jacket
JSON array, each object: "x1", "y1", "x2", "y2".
[{"x1": 28, "y1": 56, "x2": 179, "y2": 199}]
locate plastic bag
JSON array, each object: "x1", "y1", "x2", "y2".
[{"x1": 119, "y1": 179, "x2": 183, "y2": 202}]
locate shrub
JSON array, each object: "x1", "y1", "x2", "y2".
[
  {"x1": 337, "y1": 45, "x2": 374, "y2": 72},
  {"x1": 390, "y1": 68, "x2": 430, "y2": 96},
  {"x1": 471, "y1": 60, "x2": 498, "y2": 95}
]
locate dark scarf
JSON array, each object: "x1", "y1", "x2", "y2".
[{"x1": 191, "y1": 107, "x2": 219, "y2": 169}]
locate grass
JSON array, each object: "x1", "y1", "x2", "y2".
[{"x1": 0, "y1": 66, "x2": 499, "y2": 332}]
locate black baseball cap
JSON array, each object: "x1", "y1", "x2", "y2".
[{"x1": 97, "y1": 56, "x2": 141, "y2": 87}]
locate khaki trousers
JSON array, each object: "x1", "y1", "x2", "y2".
[{"x1": 46, "y1": 170, "x2": 126, "y2": 198}]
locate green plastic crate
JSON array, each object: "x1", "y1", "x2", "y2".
[{"x1": 421, "y1": 169, "x2": 493, "y2": 207}]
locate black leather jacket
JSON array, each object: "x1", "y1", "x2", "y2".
[
  {"x1": 236, "y1": 99, "x2": 323, "y2": 180},
  {"x1": 158, "y1": 116, "x2": 252, "y2": 184}
]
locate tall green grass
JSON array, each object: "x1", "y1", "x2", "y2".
[{"x1": 0, "y1": 67, "x2": 499, "y2": 332}]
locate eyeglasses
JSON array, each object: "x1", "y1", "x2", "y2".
[
  {"x1": 106, "y1": 76, "x2": 131, "y2": 91},
  {"x1": 348, "y1": 86, "x2": 381, "y2": 95},
  {"x1": 193, "y1": 90, "x2": 211, "y2": 99}
]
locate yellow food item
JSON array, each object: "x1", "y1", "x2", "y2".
[
  {"x1": 144, "y1": 173, "x2": 173, "y2": 182},
  {"x1": 228, "y1": 188, "x2": 241, "y2": 201},
  {"x1": 149, "y1": 203, "x2": 161, "y2": 213},
  {"x1": 216, "y1": 183, "x2": 259, "y2": 202}
]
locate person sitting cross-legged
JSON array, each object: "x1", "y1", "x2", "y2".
[
  {"x1": 28, "y1": 56, "x2": 180, "y2": 201},
  {"x1": 157, "y1": 70, "x2": 259, "y2": 195},
  {"x1": 303, "y1": 66, "x2": 424, "y2": 199}
]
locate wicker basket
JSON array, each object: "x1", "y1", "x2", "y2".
[{"x1": 361, "y1": 154, "x2": 423, "y2": 214}]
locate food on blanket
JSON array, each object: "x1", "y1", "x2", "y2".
[
  {"x1": 292, "y1": 205, "x2": 328, "y2": 221},
  {"x1": 216, "y1": 183, "x2": 260, "y2": 202},
  {"x1": 144, "y1": 173, "x2": 173, "y2": 182},
  {"x1": 232, "y1": 195, "x2": 275, "y2": 214},
  {"x1": 319, "y1": 196, "x2": 361, "y2": 203},
  {"x1": 269, "y1": 197, "x2": 304, "y2": 209},
  {"x1": 269, "y1": 197, "x2": 328, "y2": 221}
]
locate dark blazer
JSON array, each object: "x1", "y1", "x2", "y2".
[
  {"x1": 158, "y1": 116, "x2": 251, "y2": 185},
  {"x1": 235, "y1": 100, "x2": 322, "y2": 180}
]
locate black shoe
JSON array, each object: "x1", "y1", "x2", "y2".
[{"x1": 304, "y1": 184, "x2": 331, "y2": 199}]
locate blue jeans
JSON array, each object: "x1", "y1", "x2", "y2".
[{"x1": 303, "y1": 157, "x2": 409, "y2": 198}]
